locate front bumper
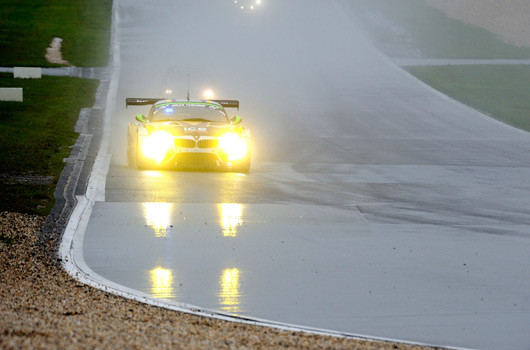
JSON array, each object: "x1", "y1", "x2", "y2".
[{"x1": 138, "y1": 135, "x2": 250, "y2": 170}]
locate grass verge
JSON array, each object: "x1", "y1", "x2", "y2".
[
  {"x1": 0, "y1": 73, "x2": 99, "y2": 215},
  {"x1": 0, "y1": 0, "x2": 112, "y2": 67},
  {"x1": 406, "y1": 65, "x2": 530, "y2": 132}
]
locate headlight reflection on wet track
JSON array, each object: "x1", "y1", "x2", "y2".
[
  {"x1": 143, "y1": 202, "x2": 173, "y2": 238},
  {"x1": 145, "y1": 203, "x2": 176, "y2": 299},
  {"x1": 219, "y1": 203, "x2": 244, "y2": 237},
  {"x1": 141, "y1": 199, "x2": 246, "y2": 309},
  {"x1": 150, "y1": 267, "x2": 175, "y2": 299},
  {"x1": 219, "y1": 268, "x2": 242, "y2": 313}
]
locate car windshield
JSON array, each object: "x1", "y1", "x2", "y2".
[{"x1": 151, "y1": 103, "x2": 229, "y2": 123}]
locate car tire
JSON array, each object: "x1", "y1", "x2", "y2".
[
  {"x1": 127, "y1": 135, "x2": 136, "y2": 168},
  {"x1": 128, "y1": 136, "x2": 150, "y2": 169},
  {"x1": 231, "y1": 153, "x2": 251, "y2": 173},
  {"x1": 136, "y1": 153, "x2": 150, "y2": 170},
  {"x1": 233, "y1": 162, "x2": 250, "y2": 173}
]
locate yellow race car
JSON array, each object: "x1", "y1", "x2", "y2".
[{"x1": 127, "y1": 98, "x2": 251, "y2": 172}]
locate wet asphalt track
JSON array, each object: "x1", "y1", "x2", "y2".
[{"x1": 82, "y1": 1, "x2": 530, "y2": 348}]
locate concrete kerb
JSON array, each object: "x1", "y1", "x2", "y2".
[
  {"x1": 39, "y1": 100, "x2": 98, "y2": 256},
  {"x1": 38, "y1": 77, "x2": 110, "y2": 251}
]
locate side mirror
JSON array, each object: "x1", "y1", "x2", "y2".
[
  {"x1": 231, "y1": 115, "x2": 242, "y2": 124},
  {"x1": 136, "y1": 114, "x2": 147, "y2": 123}
]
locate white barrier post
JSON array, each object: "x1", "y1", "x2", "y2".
[
  {"x1": 0, "y1": 88, "x2": 23, "y2": 102},
  {"x1": 14, "y1": 67, "x2": 42, "y2": 79}
]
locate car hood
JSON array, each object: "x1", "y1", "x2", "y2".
[{"x1": 145, "y1": 121, "x2": 236, "y2": 138}]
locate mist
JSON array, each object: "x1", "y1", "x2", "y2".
[{"x1": 112, "y1": 0, "x2": 388, "y2": 164}]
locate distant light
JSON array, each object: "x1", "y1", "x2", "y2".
[
  {"x1": 203, "y1": 89, "x2": 215, "y2": 99},
  {"x1": 234, "y1": 0, "x2": 262, "y2": 11},
  {"x1": 165, "y1": 89, "x2": 173, "y2": 95}
]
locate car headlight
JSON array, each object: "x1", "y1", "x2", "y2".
[
  {"x1": 219, "y1": 132, "x2": 248, "y2": 161},
  {"x1": 141, "y1": 131, "x2": 174, "y2": 163}
]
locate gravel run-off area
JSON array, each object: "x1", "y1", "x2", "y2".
[{"x1": 3, "y1": 1, "x2": 529, "y2": 348}]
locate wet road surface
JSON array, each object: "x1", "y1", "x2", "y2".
[{"x1": 82, "y1": 1, "x2": 530, "y2": 349}]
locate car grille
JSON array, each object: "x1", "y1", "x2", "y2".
[
  {"x1": 198, "y1": 139, "x2": 218, "y2": 148},
  {"x1": 174, "y1": 139, "x2": 196, "y2": 148},
  {"x1": 174, "y1": 138, "x2": 218, "y2": 149},
  {"x1": 174, "y1": 153, "x2": 218, "y2": 168}
]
